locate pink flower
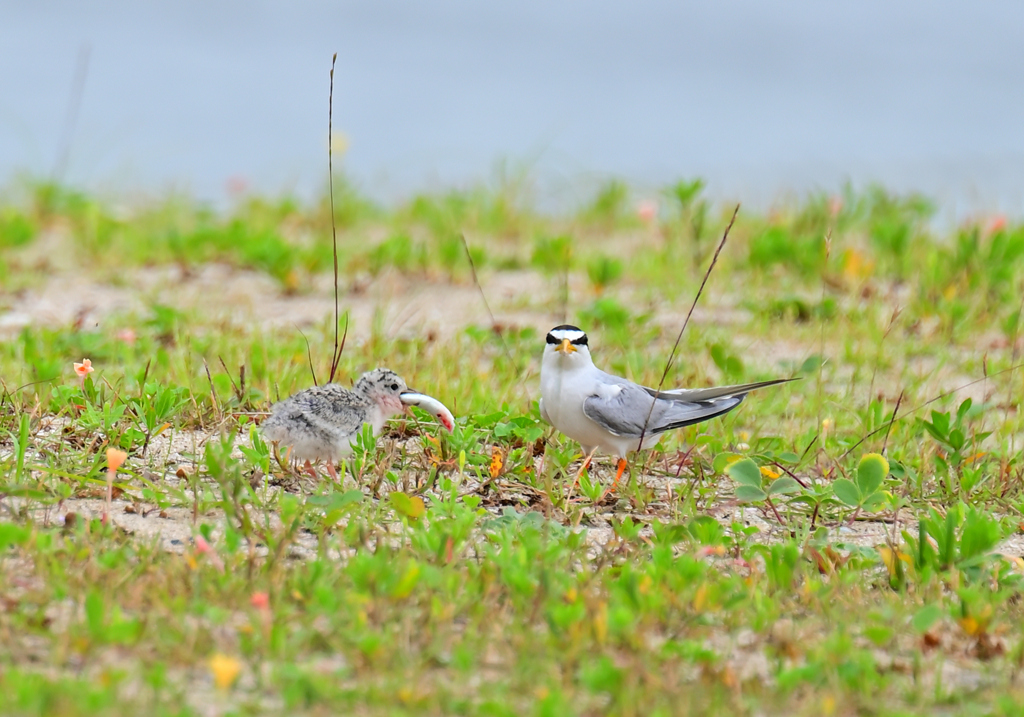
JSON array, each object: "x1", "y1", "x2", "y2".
[
  {"x1": 193, "y1": 535, "x2": 225, "y2": 571},
  {"x1": 116, "y1": 329, "x2": 137, "y2": 345},
  {"x1": 829, "y1": 196, "x2": 843, "y2": 217},
  {"x1": 988, "y1": 215, "x2": 1008, "y2": 234},
  {"x1": 250, "y1": 592, "x2": 270, "y2": 610},
  {"x1": 225, "y1": 176, "x2": 249, "y2": 196},
  {"x1": 73, "y1": 359, "x2": 94, "y2": 378},
  {"x1": 636, "y1": 200, "x2": 658, "y2": 225}
]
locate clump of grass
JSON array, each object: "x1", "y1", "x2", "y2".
[{"x1": 1, "y1": 178, "x2": 1024, "y2": 714}]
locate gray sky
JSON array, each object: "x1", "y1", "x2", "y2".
[{"x1": 2, "y1": 1, "x2": 1023, "y2": 215}]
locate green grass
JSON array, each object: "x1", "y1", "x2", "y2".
[{"x1": 2, "y1": 176, "x2": 1024, "y2": 715}]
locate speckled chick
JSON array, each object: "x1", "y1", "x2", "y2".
[{"x1": 262, "y1": 368, "x2": 410, "y2": 463}]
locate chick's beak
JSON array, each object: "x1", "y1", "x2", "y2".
[{"x1": 556, "y1": 338, "x2": 577, "y2": 354}]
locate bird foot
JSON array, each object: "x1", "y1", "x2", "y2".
[{"x1": 596, "y1": 458, "x2": 628, "y2": 502}]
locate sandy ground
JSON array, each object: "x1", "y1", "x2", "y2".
[{"x1": 1, "y1": 260, "x2": 1015, "y2": 550}]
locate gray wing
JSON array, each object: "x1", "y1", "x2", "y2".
[
  {"x1": 582, "y1": 381, "x2": 745, "y2": 438},
  {"x1": 263, "y1": 384, "x2": 368, "y2": 440}
]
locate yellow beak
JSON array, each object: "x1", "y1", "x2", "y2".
[{"x1": 557, "y1": 338, "x2": 577, "y2": 354}]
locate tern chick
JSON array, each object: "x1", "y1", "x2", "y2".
[
  {"x1": 539, "y1": 325, "x2": 795, "y2": 489},
  {"x1": 263, "y1": 368, "x2": 414, "y2": 479}
]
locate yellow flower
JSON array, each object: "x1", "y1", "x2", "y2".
[{"x1": 209, "y1": 653, "x2": 242, "y2": 690}]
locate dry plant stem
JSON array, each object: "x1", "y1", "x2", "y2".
[
  {"x1": 839, "y1": 362, "x2": 1024, "y2": 460},
  {"x1": 297, "y1": 328, "x2": 319, "y2": 386},
  {"x1": 816, "y1": 228, "x2": 831, "y2": 446},
  {"x1": 217, "y1": 356, "x2": 240, "y2": 398},
  {"x1": 460, "y1": 233, "x2": 525, "y2": 391},
  {"x1": 203, "y1": 360, "x2": 222, "y2": 423},
  {"x1": 104, "y1": 473, "x2": 112, "y2": 525},
  {"x1": 769, "y1": 460, "x2": 808, "y2": 489},
  {"x1": 881, "y1": 390, "x2": 905, "y2": 455},
  {"x1": 565, "y1": 447, "x2": 598, "y2": 503},
  {"x1": 1004, "y1": 282, "x2": 1024, "y2": 451},
  {"x1": 638, "y1": 204, "x2": 740, "y2": 451},
  {"x1": 327, "y1": 52, "x2": 345, "y2": 383},
  {"x1": 53, "y1": 44, "x2": 91, "y2": 182},
  {"x1": 765, "y1": 497, "x2": 785, "y2": 525},
  {"x1": 867, "y1": 304, "x2": 902, "y2": 405}
]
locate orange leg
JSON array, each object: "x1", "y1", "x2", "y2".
[
  {"x1": 302, "y1": 460, "x2": 318, "y2": 480},
  {"x1": 599, "y1": 458, "x2": 628, "y2": 502},
  {"x1": 613, "y1": 457, "x2": 627, "y2": 487},
  {"x1": 327, "y1": 462, "x2": 338, "y2": 481}
]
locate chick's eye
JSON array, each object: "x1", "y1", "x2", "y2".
[{"x1": 391, "y1": 383, "x2": 399, "y2": 391}]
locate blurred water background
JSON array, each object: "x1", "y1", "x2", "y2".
[{"x1": 2, "y1": 1, "x2": 1023, "y2": 218}]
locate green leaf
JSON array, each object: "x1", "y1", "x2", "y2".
[
  {"x1": 713, "y1": 452, "x2": 744, "y2": 474},
  {"x1": 860, "y1": 492, "x2": 887, "y2": 512},
  {"x1": 726, "y1": 458, "x2": 762, "y2": 488},
  {"x1": 832, "y1": 478, "x2": 861, "y2": 507},
  {"x1": 799, "y1": 355, "x2": 824, "y2": 374},
  {"x1": 390, "y1": 491, "x2": 426, "y2": 520},
  {"x1": 307, "y1": 490, "x2": 364, "y2": 512},
  {"x1": 864, "y1": 624, "x2": 893, "y2": 646},
  {"x1": 927, "y1": 410, "x2": 950, "y2": 437},
  {"x1": 956, "y1": 397, "x2": 973, "y2": 424},
  {"x1": 959, "y1": 509, "x2": 1002, "y2": 561},
  {"x1": 947, "y1": 428, "x2": 966, "y2": 452},
  {"x1": 734, "y1": 485, "x2": 768, "y2": 503},
  {"x1": 911, "y1": 604, "x2": 943, "y2": 634},
  {"x1": 856, "y1": 453, "x2": 889, "y2": 495},
  {"x1": 768, "y1": 476, "x2": 802, "y2": 495},
  {"x1": 0, "y1": 522, "x2": 30, "y2": 551},
  {"x1": 85, "y1": 591, "x2": 105, "y2": 638}
]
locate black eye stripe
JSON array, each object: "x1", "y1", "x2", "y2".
[
  {"x1": 574, "y1": 334, "x2": 588, "y2": 346},
  {"x1": 545, "y1": 333, "x2": 559, "y2": 345}
]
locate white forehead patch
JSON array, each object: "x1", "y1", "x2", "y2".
[{"x1": 550, "y1": 328, "x2": 586, "y2": 343}]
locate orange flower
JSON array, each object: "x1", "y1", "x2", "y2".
[
  {"x1": 103, "y1": 448, "x2": 127, "y2": 526},
  {"x1": 73, "y1": 359, "x2": 94, "y2": 378},
  {"x1": 489, "y1": 446, "x2": 503, "y2": 478},
  {"x1": 106, "y1": 448, "x2": 128, "y2": 474},
  {"x1": 250, "y1": 592, "x2": 270, "y2": 610}
]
